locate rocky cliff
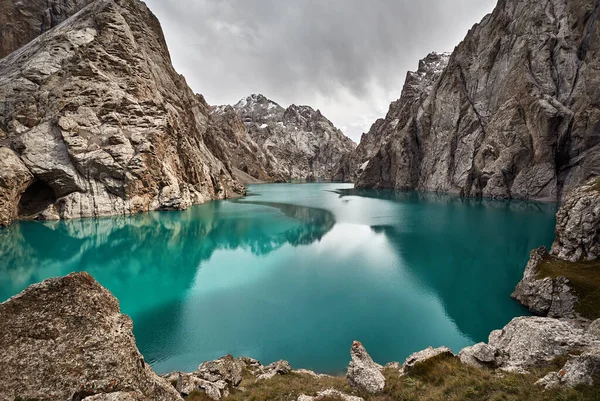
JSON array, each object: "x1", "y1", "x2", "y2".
[
  {"x1": 213, "y1": 94, "x2": 356, "y2": 182},
  {"x1": 356, "y1": 0, "x2": 600, "y2": 201},
  {"x1": 513, "y1": 177, "x2": 600, "y2": 318},
  {"x1": 0, "y1": 0, "x2": 244, "y2": 227},
  {"x1": 334, "y1": 53, "x2": 450, "y2": 183},
  {"x1": 0, "y1": 0, "x2": 94, "y2": 58}
]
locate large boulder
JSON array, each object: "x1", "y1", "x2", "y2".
[
  {"x1": 0, "y1": 272, "x2": 182, "y2": 401},
  {"x1": 346, "y1": 341, "x2": 385, "y2": 394},
  {"x1": 551, "y1": 178, "x2": 600, "y2": 262},
  {"x1": 195, "y1": 354, "x2": 245, "y2": 386},
  {"x1": 536, "y1": 347, "x2": 600, "y2": 389},
  {"x1": 400, "y1": 346, "x2": 454, "y2": 374},
  {"x1": 458, "y1": 342, "x2": 496, "y2": 369}
]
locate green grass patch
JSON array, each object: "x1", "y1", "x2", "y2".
[
  {"x1": 191, "y1": 357, "x2": 600, "y2": 401},
  {"x1": 537, "y1": 256, "x2": 600, "y2": 320}
]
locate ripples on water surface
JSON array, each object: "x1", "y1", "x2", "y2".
[{"x1": 0, "y1": 183, "x2": 557, "y2": 374}]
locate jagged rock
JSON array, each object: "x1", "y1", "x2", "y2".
[
  {"x1": 0, "y1": 272, "x2": 182, "y2": 401},
  {"x1": 216, "y1": 94, "x2": 356, "y2": 182},
  {"x1": 551, "y1": 178, "x2": 600, "y2": 262},
  {"x1": 195, "y1": 354, "x2": 244, "y2": 386},
  {"x1": 356, "y1": 0, "x2": 600, "y2": 201},
  {"x1": 401, "y1": 346, "x2": 454, "y2": 374},
  {"x1": 512, "y1": 247, "x2": 577, "y2": 318},
  {"x1": 338, "y1": 53, "x2": 450, "y2": 183},
  {"x1": 536, "y1": 347, "x2": 600, "y2": 389},
  {"x1": 298, "y1": 389, "x2": 364, "y2": 401},
  {"x1": 0, "y1": 0, "x2": 94, "y2": 58},
  {"x1": 0, "y1": 0, "x2": 244, "y2": 227},
  {"x1": 346, "y1": 341, "x2": 385, "y2": 394},
  {"x1": 459, "y1": 342, "x2": 496, "y2": 369},
  {"x1": 487, "y1": 317, "x2": 600, "y2": 371},
  {"x1": 0, "y1": 146, "x2": 34, "y2": 226},
  {"x1": 256, "y1": 360, "x2": 292, "y2": 380},
  {"x1": 84, "y1": 392, "x2": 144, "y2": 401}
]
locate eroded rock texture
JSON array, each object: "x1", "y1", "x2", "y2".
[
  {"x1": 0, "y1": 0, "x2": 94, "y2": 58},
  {"x1": 552, "y1": 177, "x2": 600, "y2": 261},
  {"x1": 357, "y1": 0, "x2": 600, "y2": 201},
  {"x1": 346, "y1": 341, "x2": 385, "y2": 394},
  {"x1": 214, "y1": 94, "x2": 356, "y2": 182},
  {"x1": 0, "y1": 272, "x2": 182, "y2": 401},
  {"x1": 0, "y1": 0, "x2": 244, "y2": 226},
  {"x1": 335, "y1": 53, "x2": 450, "y2": 183}
]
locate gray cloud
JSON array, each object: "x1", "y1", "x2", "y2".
[{"x1": 145, "y1": 0, "x2": 497, "y2": 141}]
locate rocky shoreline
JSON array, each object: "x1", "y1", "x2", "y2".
[{"x1": 1, "y1": 175, "x2": 599, "y2": 400}]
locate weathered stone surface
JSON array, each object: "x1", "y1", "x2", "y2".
[
  {"x1": 0, "y1": 0, "x2": 94, "y2": 58},
  {"x1": 458, "y1": 342, "x2": 496, "y2": 369},
  {"x1": 357, "y1": 0, "x2": 600, "y2": 201},
  {"x1": 588, "y1": 319, "x2": 600, "y2": 337},
  {"x1": 512, "y1": 246, "x2": 577, "y2": 318},
  {"x1": 401, "y1": 346, "x2": 454, "y2": 374},
  {"x1": 195, "y1": 354, "x2": 245, "y2": 386},
  {"x1": 0, "y1": 272, "x2": 182, "y2": 401},
  {"x1": 215, "y1": 94, "x2": 356, "y2": 182},
  {"x1": 551, "y1": 178, "x2": 600, "y2": 262},
  {"x1": 298, "y1": 389, "x2": 364, "y2": 401},
  {"x1": 487, "y1": 317, "x2": 599, "y2": 371},
  {"x1": 256, "y1": 360, "x2": 292, "y2": 380},
  {"x1": 346, "y1": 341, "x2": 385, "y2": 394},
  {"x1": 0, "y1": 146, "x2": 34, "y2": 226},
  {"x1": 0, "y1": 0, "x2": 244, "y2": 226},
  {"x1": 337, "y1": 53, "x2": 450, "y2": 183},
  {"x1": 536, "y1": 347, "x2": 600, "y2": 389}
]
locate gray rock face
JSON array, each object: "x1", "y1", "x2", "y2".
[
  {"x1": 0, "y1": 0, "x2": 94, "y2": 58},
  {"x1": 336, "y1": 53, "x2": 450, "y2": 183},
  {"x1": 536, "y1": 347, "x2": 600, "y2": 389},
  {"x1": 0, "y1": 0, "x2": 244, "y2": 227},
  {"x1": 551, "y1": 177, "x2": 600, "y2": 261},
  {"x1": 511, "y1": 246, "x2": 577, "y2": 318},
  {"x1": 400, "y1": 346, "x2": 454, "y2": 374},
  {"x1": 458, "y1": 342, "x2": 496, "y2": 369},
  {"x1": 357, "y1": 0, "x2": 600, "y2": 201},
  {"x1": 215, "y1": 94, "x2": 356, "y2": 182},
  {"x1": 346, "y1": 341, "x2": 385, "y2": 394},
  {"x1": 298, "y1": 389, "x2": 364, "y2": 401},
  {"x1": 0, "y1": 272, "x2": 182, "y2": 401},
  {"x1": 486, "y1": 317, "x2": 599, "y2": 371}
]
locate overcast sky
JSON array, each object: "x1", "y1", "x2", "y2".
[{"x1": 144, "y1": 0, "x2": 497, "y2": 142}]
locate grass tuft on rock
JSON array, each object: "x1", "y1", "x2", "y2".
[{"x1": 536, "y1": 256, "x2": 600, "y2": 320}]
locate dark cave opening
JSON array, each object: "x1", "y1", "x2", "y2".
[{"x1": 18, "y1": 180, "x2": 57, "y2": 217}]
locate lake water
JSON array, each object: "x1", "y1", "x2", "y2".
[{"x1": 0, "y1": 183, "x2": 557, "y2": 374}]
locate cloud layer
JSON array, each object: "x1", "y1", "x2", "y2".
[{"x1": 145, "y1": 0, "x2": 497, "y2": 141}]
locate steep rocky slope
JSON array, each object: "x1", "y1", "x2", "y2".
[
  {"x1": 214, "y1": 94, "x2": 356, "y2": 182},
  {"x1": 357, "y1": 0, "x2": 600, "y2": 201},
  {"x1": 0, "y1": 0, "x2": 244, "y2": 227},
  {"x1": 0, "y1": 0, "x2": 94, "y2": 58},
  {"x1": 334, "y1": 53, "x2": 450, "y2": 183}
]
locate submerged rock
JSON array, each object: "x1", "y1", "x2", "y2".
[
  {"x1": 0, "y1": 272, "x2": 182, "y2": 401},
  {"x1": 346, "y1": 341, "x2": 385, "y2": 394}
]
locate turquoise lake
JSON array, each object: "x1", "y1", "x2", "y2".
[{"x1": 0, "y1": 183, "x2": 557, "y2": 374}]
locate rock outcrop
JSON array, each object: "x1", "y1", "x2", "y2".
[
  {"x1": 400, "y1": 346, "x2": 454, "y2": 374},
  {"x1": 0, "y1": 0, "x2": 94, "y2": 58},
  {"x1": 335, "y1": 52, "x2": 450, "y2": 183},
  {"x1": 214, "y1": 94, "x2": 356, "y2": 182},
  {"x1": 511, "y1": 246, "x2": 578, "y2": 318},
  {"x1": 346, "y1": 341, "x2": 385, "y2": 394},
  {"x1": 298, "y1": 389, "x2": 364, "y2": 401},
  {"x1": 552, "y1": 177, "x2": 600, "y2": 262},
  {"x1": 356, "y1": 0, "x2": 600, "y2": 201},
  {"x1": 0, "y1": 0, "x2": 244, "y2": 227},
  {"x1": 0, "y1": 272, "x2": 182, "y2": 401},
  {"x1": 536, "y1": 347, "x2": 600, "y2": 389}
]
